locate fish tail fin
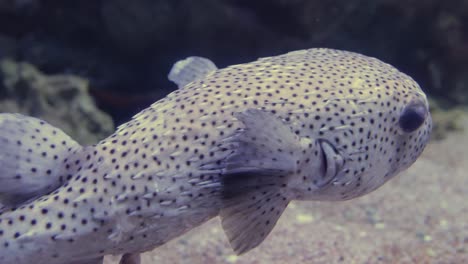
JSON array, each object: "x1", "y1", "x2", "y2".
[{"x1": 0, "y1": 113, "x2": 81, "y2": 206}]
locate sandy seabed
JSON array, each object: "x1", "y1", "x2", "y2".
[{"x1": 106, "y1": 118, "x2": 468, "y2": 264}]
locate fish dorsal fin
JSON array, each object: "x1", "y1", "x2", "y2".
[
  {"x1": 168, "y1": 56, "x2": 218, "y2": 88},
  {"x1": 0, "y1": 114, "x2": 81, "y2": 206},
  {"x1": 218, "y1": 109, "x2": 308, "y2": 254}
]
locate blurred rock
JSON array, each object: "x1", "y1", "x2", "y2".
[
  {"x1": 429, "y1": 98, "x2": 465, "y2": 140},
  {"x1": 0, "y1": 59, "x2": 114, "y2": 144}
]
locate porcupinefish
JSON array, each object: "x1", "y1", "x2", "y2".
[{"x1": 0, "y1": 48, "x2": 432, "y2": 264}]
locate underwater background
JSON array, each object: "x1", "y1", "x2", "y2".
[{"x1": 0, "y1": 0, "x2": 466, "y2": 263}]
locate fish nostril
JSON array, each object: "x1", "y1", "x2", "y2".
[{"x1": 399, "y1": 103, "x2": 427, "y2": 133}]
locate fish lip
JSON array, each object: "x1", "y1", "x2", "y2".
[{"x1": 315, "y1": 139, "x2": 345, "y2": 188}]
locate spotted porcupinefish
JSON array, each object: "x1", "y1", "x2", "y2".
[{"x1": 0, "y1": 48, "x2": 432, "y2": 264}]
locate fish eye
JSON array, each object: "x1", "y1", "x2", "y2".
[{"x1": 398, "y1": 103, "x2": 427, "y2": 133}]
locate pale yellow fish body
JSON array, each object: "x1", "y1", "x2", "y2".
[{"x1": 0, "y1": 49, "x2": 431, "y2": 264}]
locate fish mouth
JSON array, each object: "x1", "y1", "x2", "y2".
[{"x1": 316, "y1": 139, "x2": 345, "y2": 187}]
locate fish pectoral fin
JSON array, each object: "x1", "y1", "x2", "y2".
[
  {"x1": 168, "y1": 56, "x2": 218, "y2": 88},
  {"x1": 219, "y1": 109, "x2": 305, "y2": 198},
  {"x1": 220, "y1": 187, "x2": 289, "y2": 255},
  {"x1": 224, "y1": 108, "x2": 303, "y2": 175},
  {"x1": 218, "y1": 109, "x2": 302, "y2": 254}
]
